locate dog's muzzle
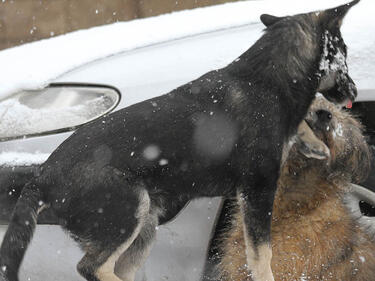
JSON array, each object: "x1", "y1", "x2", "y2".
[
  {"x1": 318, "y1": 71, "x2": 357, "y2": 105},
  {"x1": 308, "y1": 109, "x2": 332, "y2": 132},
  {"x1": 337, "y1": 72, "x2": 357, "y2": 102}
]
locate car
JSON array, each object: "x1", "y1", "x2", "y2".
[{"x1": 0, "y1": 1, "x2": 374, "y2": 280}]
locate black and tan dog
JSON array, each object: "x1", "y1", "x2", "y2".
[
  {"x1": 0, "y1": 2, "x2": 359, "y2": 281},
  {"x1": 217, "y1": 97, "x2": 375, "y2": 281}
]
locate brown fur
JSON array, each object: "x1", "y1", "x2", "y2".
[{"x1": 218, "y1": 97, "x2": 375, "y2": 281}]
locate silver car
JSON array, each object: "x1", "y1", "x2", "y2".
[{"x1": 0, "y1": 1, "x2": 374, "y2": 280}]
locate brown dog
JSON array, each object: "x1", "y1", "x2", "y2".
[{"x1": 218, "y1": 97, "x2": 375, "y2": 281}]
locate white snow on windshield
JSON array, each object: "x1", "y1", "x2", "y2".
[{"x1": 0, "y1": 0, "x2": 373, "y2": 100}]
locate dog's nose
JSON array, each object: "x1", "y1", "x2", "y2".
[{"x1": 316, "y1": 110, "x2": 332, "y2": 127}]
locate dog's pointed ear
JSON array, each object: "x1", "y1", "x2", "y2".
[
  {"x1": 260, "y1": 14, "x2": 284, "y2": 27},
  {"x1": 295, "y1": 120, "x2": 330, "y2": 160},
  {"x1": 320, "y1": 0, "x2": 360, "y2": 29}
]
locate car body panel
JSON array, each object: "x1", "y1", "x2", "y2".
[
  {"x1": 0, "y1": 198, "x2": 221, "y2": 281},
  {"x1": 0, "y1": 7, "x2": 374, "y2": 281},
  {"x1": 0, "y1": 24, "x2": 264, "y2": 281}
]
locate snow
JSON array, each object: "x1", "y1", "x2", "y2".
[
  {"x1": 319, "y1": 31, "x2": 348, "y2": 73},
  {"x1": 0, "y1": 151, "x2": 49, "y2": 166},
  {"x1": 333, "y1": 122, "x2": 344, "y2": 138},
  {"x1": 0, "y1": 95, "x2": 111, "y2": 139},
  {"x1": 0, "y1": 0, "x2": 374, "y2": 100},
  {"x1": 0, "y1": 1, "x2": 374, "y2": 280},
  {"x1": 142, "y1": 145, "x2": 161, "y2": 160}
]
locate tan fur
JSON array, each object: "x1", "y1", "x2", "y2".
[
  {"x1": 237, "y1": 191, "x2": 274, "y2": 281},
  {"x1": 218, "y1": 97, "x2": 375, "y2": 281},
  {"x1": 96, "y1": 189, "x2": 150, "y2": 281},
  {"x1": 296, "y1": 120, "x2": 330, "y2": 159}
]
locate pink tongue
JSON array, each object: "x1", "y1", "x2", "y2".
[{"x1": 346, "y1": 100, "x2": 353, "y2": 109}]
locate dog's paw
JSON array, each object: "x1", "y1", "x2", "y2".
[{"x1": 243, "y1": 242, "x2": 275, "y2": 281}]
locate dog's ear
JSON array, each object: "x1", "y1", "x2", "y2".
[
  {"x1": 295, "y1": 120, "x2": 330, "y2": 160},
  {"x1": 320, "y1": 0, "x2": 360, "y2": 29},
  {"x1": 260, "y1": 14, "x2": 284, "y2": 27}
]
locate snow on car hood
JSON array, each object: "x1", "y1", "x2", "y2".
[{"x1": 0, "y1": 0, "x2": 373, "y2": 100}]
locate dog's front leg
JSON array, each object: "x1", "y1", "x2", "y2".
[{"x1": 237, "y1": 173, "x2": 278, "y2": 281}]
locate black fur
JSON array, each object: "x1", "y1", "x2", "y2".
[{"x1": 0, "y1": 1, "x2": 359, "y2": 281}]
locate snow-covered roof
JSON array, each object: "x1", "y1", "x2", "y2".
[{"x1": 0, "y1": 0, "x2": 373, "y2": 100}]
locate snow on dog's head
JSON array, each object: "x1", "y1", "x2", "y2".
[
  {"x1": 315, "y1": 0, "x2": 360, "y2": 104},
  {"x1": 260, "y1": 1, "x2": 360, "y2": 105}
]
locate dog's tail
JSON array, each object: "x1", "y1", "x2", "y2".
[{"x1": 0, "y1": 180, "x2": 45, "y2": 281}]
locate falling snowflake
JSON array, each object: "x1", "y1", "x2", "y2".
[{"x1": 159, "y1": 159, "x2": 168, "y2": 166}]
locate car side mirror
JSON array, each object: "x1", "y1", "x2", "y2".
[{"x1": 0, "y1": 83, "x2": 121, "y2": 142}]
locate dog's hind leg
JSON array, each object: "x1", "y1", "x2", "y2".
[
  {"x1": 77, "y1": 251, "x2": 108, "y2": 281},
  {"x1": 237, "y1": 165, "x2": 279, "y2": 281},
  {"x1": 75, "y1": 178, "x2": 151, "y2": 281},
  {"x1": 114, "y1": 209, "x2": 159, "y2": 281},
  {"x1": 77, "y1": 223, "x2": 147, "y2": 281}
]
